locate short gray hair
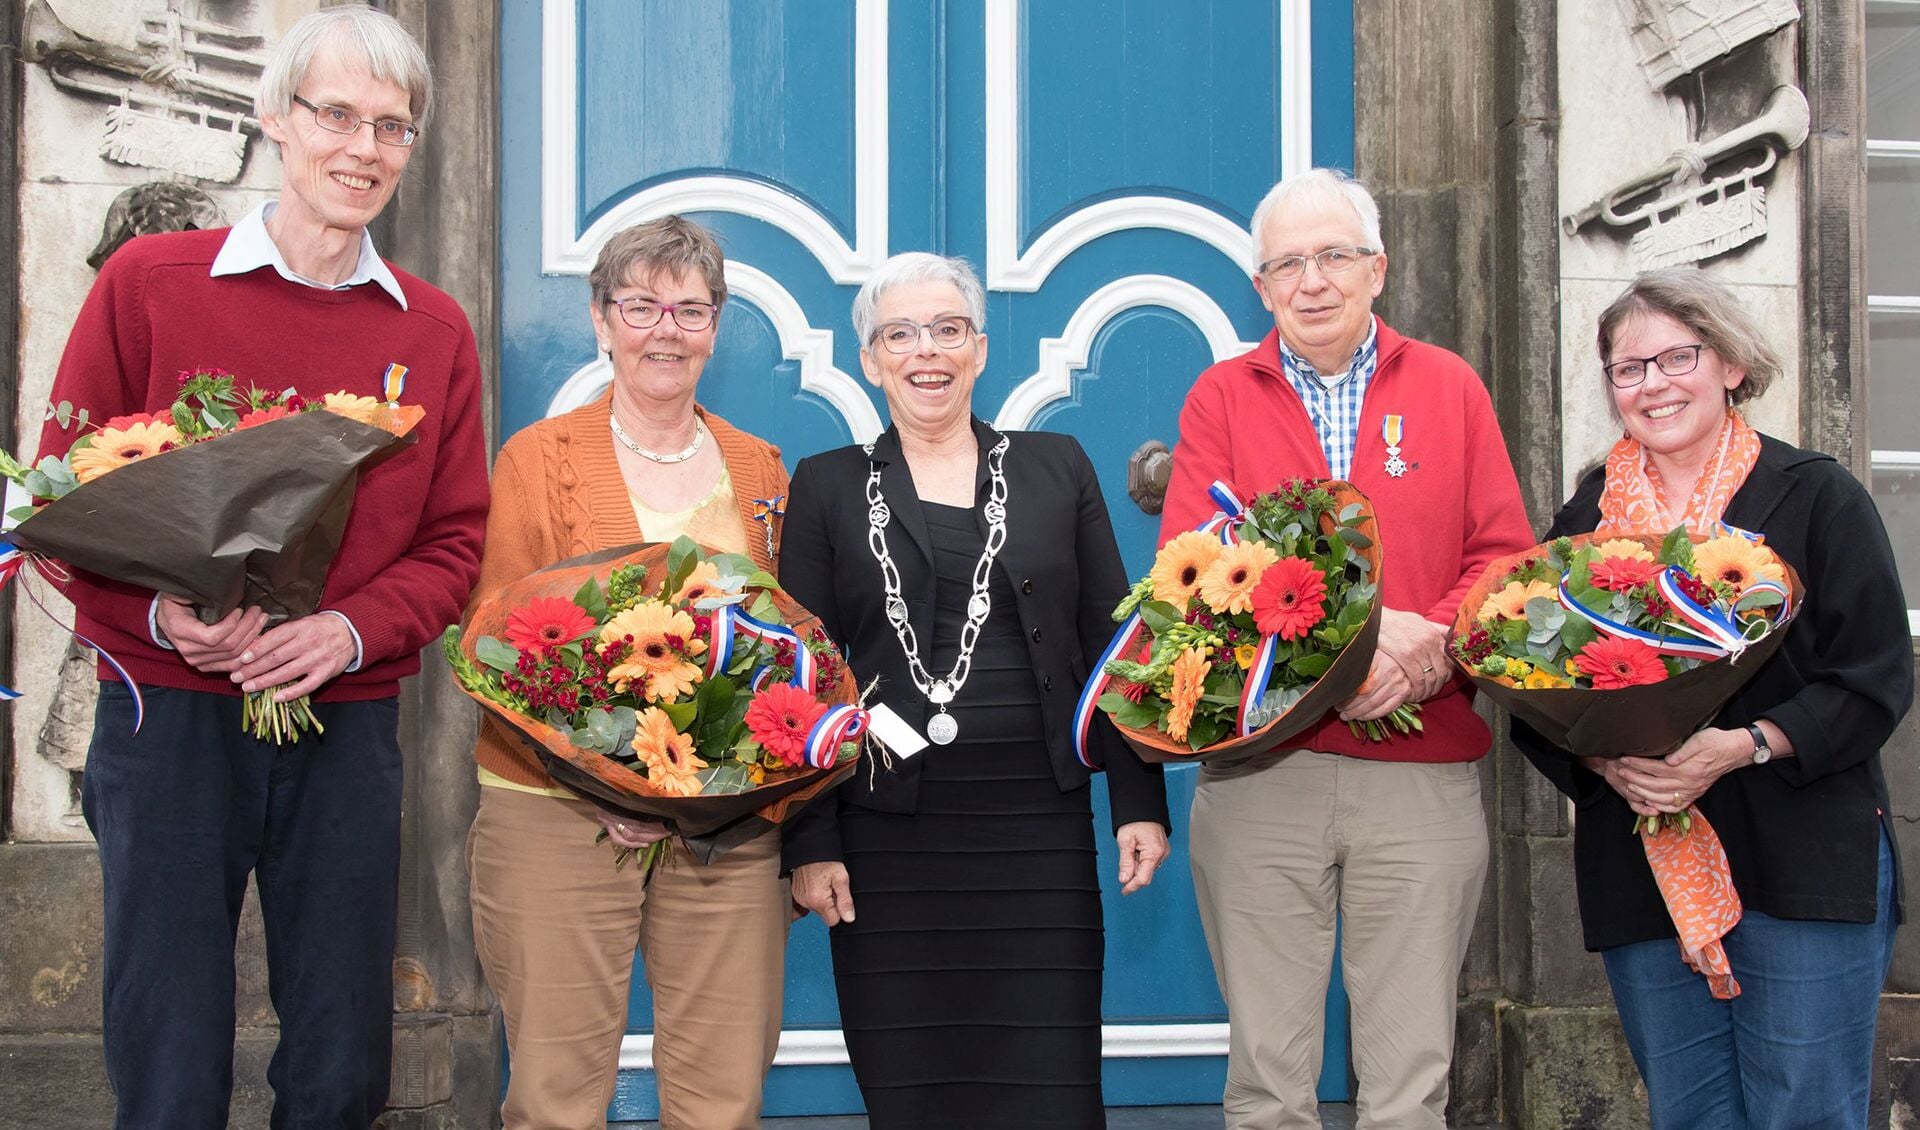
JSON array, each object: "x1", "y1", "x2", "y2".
[
  {"x1": 588, "y1": 215, "x2": 728, "y2": 308},
  {"x1": 256, "y1": 6, "x2": 434, "y2": 130},
  {"x1": 1249, "y1": 168, "x2": 1384, "y2": 265},
  {"x1": 851, "y1": 253, "x2": 988, "y2": 345},
  {"x1": 1596, "y1": 269, "x2": 1782, "y2": 407}
]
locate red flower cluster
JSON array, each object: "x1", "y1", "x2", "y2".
[
  {"x1": 502, "y1": 638, "x2": 630, "y2": 715},
  {"x1": 1453, "y1": 625, "x2": 1497, "y2": 665}
]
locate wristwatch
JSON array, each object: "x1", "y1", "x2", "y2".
[{"x1": 1746, "y1": 722, "x2": 1773, "y2": 765}]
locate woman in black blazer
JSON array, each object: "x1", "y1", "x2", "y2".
[{"x1": 779, "y1": 252, "x2": 1170, "y2": 1129}]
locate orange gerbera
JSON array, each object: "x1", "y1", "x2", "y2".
[
  {"x1": 1589, "y1": 555, "x2": 1663, "y2": 593},
  {"x1": 1150, "y1": 531, "x2": 1223, "y2": 607},
  {"x1": 672, "y1": 561, "x2": 723, "y2": 606},
  {"x1": 1165, "y1": 646, "x2": 1213, "y2": 742},
  {"x1": 1591, "y1": 538, "x2": 1656, "y2": 562},
  {"x1": 631, "y1": 706, "x2": 708, "y2": 797},
  {"x1": 236, "y1": 404, "x2": 294, "y2": 430},
  {"x1": 1692, "y1": 536, "x2": 1785, "y2": 594},
  {"x1": 1198, "y1": 541, "x2": 1279, "y2": 615},
  {"x1": 600, "y1": 600, "x2": 707, "y2": 701},
  {"x1": 69, "y1": 414, "x2": 183, "y2": 483},
  {"x1": 505, "y1": 595, "x2": 596, "y2": 653},
  {"x1": 1477, "y1": 579, "x2": 1557, "y2": 623},
  {"x1": 320, "y1": 391, "x2": 381, "y2": 425}
]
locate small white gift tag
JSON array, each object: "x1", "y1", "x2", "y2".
[{"x1": 864, "y1": 703, "x2": 930, "y2": 760}]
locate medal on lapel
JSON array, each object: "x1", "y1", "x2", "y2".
[{"x1": 1382, "y1": 414, "x2": 1407, "y2": 478}]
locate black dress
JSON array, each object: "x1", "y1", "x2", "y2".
[{"x1": 829, "y1": 500, "x2": 1106, "y2": 1129}]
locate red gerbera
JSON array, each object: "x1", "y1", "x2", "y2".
[
  {"x1": 504, "y1": 596, "x2": 596, "y2": 653},
  {"x1": 744, "y1": 682, "x2": 828, "y2": 767},
  {"x1": 1573, "y1": 637, "x2": 1669, "y2": 689},
  {"x1": 237, "y1": 404, "x2": 294, "y2": 430},
  {"x1": 1589, "y1": 555, "x2": 1662, "y2": 593},
  {"x1": 1249, "y1": 557, "x2": 1329, "y2": 640}
]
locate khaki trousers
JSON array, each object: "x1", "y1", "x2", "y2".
[
  {"x1": 467, "y1": 787, "x2": 789, "y2": 1130},
  {"x1": 1190, "y1": 750, "x2": 1488, "y2": 1130}
]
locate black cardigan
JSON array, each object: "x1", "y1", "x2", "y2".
[
  {"x1": 1515, "y1": 434, "x2": 1912, "y2": 950},
  {"x1": 778, "y1": 418, "x2": 1170, "y2": 871}
]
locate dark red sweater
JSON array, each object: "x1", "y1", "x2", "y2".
[
  {"x1": 39, "y1": 228, "x2": 489, "y2": 700},
  {"x1": 1160, "y1": 322, "x2": 1536, "y2": 762}
]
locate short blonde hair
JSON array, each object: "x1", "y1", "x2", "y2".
[
  {"x1": 256, "y1": 6, "x2": 433, "y2": 128},
  {"x1": 1596, "y1": 269, "x2": 1782, "y2": 406},
  {"x1": 1250, "y1": 169, "x2": 1384, "y2": 265},
  {"x1": 588, "y1": 216, "x2": 728, "y2": 308}
]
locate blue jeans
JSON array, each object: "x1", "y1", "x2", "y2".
[
  {"x1": 84, "y1": 684, "x2": 403, "y2": 1129},
  {"x1": 1601, "y1": 827, "x2": 1897, "y2": 1130}
]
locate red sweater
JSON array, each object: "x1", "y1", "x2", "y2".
[
  {"x1": 1160, "y1": 322, "x2": 1535, "y2": 762},
  {"x1": 39, "y1": 228, "x2": 489, "y2": 700}
]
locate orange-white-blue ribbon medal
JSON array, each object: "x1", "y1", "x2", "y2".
[
  {"x1": 1383, "y1": 414, "x2": 1407, "y2": 478},
  {"x1": 382, "y1": 363, "x2": 408, "y2": 405}
]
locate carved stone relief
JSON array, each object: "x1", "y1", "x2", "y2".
[{"x1": 1621, "y1": 0, "x2": 1803, "y2": 90}]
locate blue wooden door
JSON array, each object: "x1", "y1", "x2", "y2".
[{"x1": 498, "y1": 1, "x2": 1355, "y2": 1118}]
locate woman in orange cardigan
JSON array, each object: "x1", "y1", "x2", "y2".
[{"x1": 466, "y1": 216, "x2": 791, "y2": 1129}]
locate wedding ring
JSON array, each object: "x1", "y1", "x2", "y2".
[
  {"x1": 1671, "y1": 792, "x2": 1681, "y2": 807},
  {"x1": 1421, "y1": 664, "x2": 1434, "y2": 673},
  {"x1": 616, "y1": 823, "x2": 629, "y2": 833}
]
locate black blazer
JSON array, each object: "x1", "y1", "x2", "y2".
[
  {"x1": 1515, "y1": 434, "x2": 1912, "y2": 949},
  {"x1": 778, "y1": 418, "x2": 1170, "y2": 870}
]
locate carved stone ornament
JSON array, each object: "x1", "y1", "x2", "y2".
[
  {"x1": 24, "y1": 0, "x2": 266, "y2": 183},
  {"x1": 89, "y1": 181, "x2": 225, "y2": 269},
  {"x1": 1618, "y1": 0, "x2": 1802, "y2": 91}
]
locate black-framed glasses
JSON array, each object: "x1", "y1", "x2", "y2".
[
  {"x1": 869, "y1": 316, "x2": 976, "y2": 354},
  {"x1": 1603, "y1": 343, "x2": 1705, "y2": 388},
  {"x1": 1258, "y1": 245, "x2": 1378, "y2": 282},
  {"x1": 607, "y1": 296, "x2": 718, "y2": 332},
  {"x1": 291, "y1": 94, "x2": 419, "y2": 147}
]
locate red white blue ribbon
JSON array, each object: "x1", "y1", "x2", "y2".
[
  {"x1": 1198, "y1": 481, "x2": 1248, "y2": 544},
  {"x1": 1558, "y1": 566, "x2": 1786, "y2": 661},
  {"x1": 1071, "y1": 611, "x2": 1149, "y2": 768},
  {"x1": 704, "y1": 603, "x2": 815, "y2": 690},
  {"x1": 802, "y1": 702, "x2": 867, "y2": 769},
  {"x1": 0, "y1": 539, "x2": 143, "y2": 729}
]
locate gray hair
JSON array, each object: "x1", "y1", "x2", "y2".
[
  {"x1": 255, "y1": 6, "x2": 434, "y2": 130},
  {"x1": 1596, "y1": 268, "x2": 1781, "y2": 407},
  {"x1": 588, "y1": 215, "x2": 728, "y2": 308},
  {"x1": 1249, "y1": 168, "x2": 1385, "y2": 265},
  {"x1": 851, "y1": 252, "x2": 988, "y2": 345}
]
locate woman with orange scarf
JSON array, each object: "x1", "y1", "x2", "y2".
[{"x1": 1514, "y1": 270, "x2": 1910, "y2": 1129}]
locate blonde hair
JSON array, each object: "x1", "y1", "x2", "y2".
[
  {"x1": 588, "y1": 216, "x2": 728, "y2": 308},
  {"x1": 1596, "y1": 269, "x2": 1781, "y2": 406}
]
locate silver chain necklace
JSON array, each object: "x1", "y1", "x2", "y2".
[
  {"x1": 610, "y1": 414, "x2": 705, "y2": 464},
  {"x1": 863, "y1": 435, "x2": 1010, "y2": 745}
]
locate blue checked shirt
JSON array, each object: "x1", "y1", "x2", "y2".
[{"x1": 1276, "y1": 319, "x2": 1380, "y2": 480}]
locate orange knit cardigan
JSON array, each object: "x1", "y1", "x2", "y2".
[{"x1": 470, "y1": 392, "x2": 790, "y2": 788}]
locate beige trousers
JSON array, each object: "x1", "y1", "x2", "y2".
[
  {"x1": 1190, "y1": 750, "x2": 1488, "y2": 1130},
  {"x1": 467, "y1": 786, "x2": 789, "y2": 1130}
]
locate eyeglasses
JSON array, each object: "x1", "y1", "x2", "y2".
[
  {"x1": 1257, "y1": 246, "x2": 1378, "y2": 282},
  {"x1": 869, "y1": 316, "x2": 976, "y2": 354},
  {"x1": 606, "y1": 296, "x2": 718, "y2": 332},
  {"x1": 291, "y1": 94, "x2": 419, "y2": 147},
  {"x1": 1603, "y1": 343, "x2": 1705, "y2": 388}
]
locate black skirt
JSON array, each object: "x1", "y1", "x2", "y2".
[{"x1": 829, "y1": 501, "x2": 1105, "y2": 1129}]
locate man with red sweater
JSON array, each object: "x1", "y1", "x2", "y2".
[
  {"x1": 1161, "y1": 169, "x2": 1533, "y2": 1129},
  {"x1": 42, "y1": 10, "x2": 487, "y2": 1127}
]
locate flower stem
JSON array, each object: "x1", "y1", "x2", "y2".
[{"x1": 242, "y1": 688, "x2": 324, "y2": 744}]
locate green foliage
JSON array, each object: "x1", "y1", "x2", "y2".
[
  {"x1": 475, "y1": 635, "x2": 519, "y2": 673},
  {"x1": 573, "y1": 575, "x2": 610, "y2": 621}
]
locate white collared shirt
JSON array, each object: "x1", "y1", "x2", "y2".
[
  {"x1": 149, "y1": 199, "x2": 396, "y2": 672},
  {"x1": 209, "y1": 199, "x2": 408, "y2": 310}
]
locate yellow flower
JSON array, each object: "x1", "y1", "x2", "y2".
[
  {"x1": 1564, "y1": 658, "x2": 1582, "y2": 678},
  {"x1": 1504, "y1": 657, "x2": 1532, "y2": 679},
  {"x1": 1477, "y1": 579, "x2": 1557, "y2": 623},
  {"x1": 600, "y1": 600, "x2": 707, "y2": 702},
  {"x1": 671, "y1": 560, "x2": 722, "y2": 606},
  {"x1": 70, "y1": 414, "x2": 182, "y2": 483},
  {"x1": 321, "y1": 391, "x2": 381, "y2": 425},
  {"x1": 1166, "y1": 647, "x2": 1212, "y2": 742},
  {"x1": 1149, "y1": 532, "x2": 1224, "y2": 607},
  {"x1": 1523, "y1": 668, "x2": 1571, "y2": 690},
  {"x1": 1234, "y1": 643, "x2": 1260, "y2": 670},
  {"x1": 1591, "y1": 538, "x2": 1656, "y2": 562},
  {"x1": 631, "y1": 706, "x2": 707, "y2": 797},
  {"x1": 1692, "y1": 536, "x2": 1785, "y2": 594},
  {"x1": 1198, "y1": 540, "x2": 1279, "y2": 615}
]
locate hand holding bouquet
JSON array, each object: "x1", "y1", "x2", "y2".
[
  {"x1": 448, "y1": 537, "x2": 864, "y2": 867},
  {"x1": 0, "y1": 367, "x2": 424, "y2": 741},
  {"x1": 1078, "y1": 478, "x2": 1406, "y2": 764}
]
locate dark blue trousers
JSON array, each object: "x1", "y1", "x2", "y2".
[{"x1": 83, "y1": 683, "x2": 403, "y2": 1130}]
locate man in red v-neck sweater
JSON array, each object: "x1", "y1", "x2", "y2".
[
  {"x1": 1162, "y1": 170, "x2": 1533, "y2": 1130},
  {"x1": 36, "y1": 11, "x2": 487, "y2": 1127}
]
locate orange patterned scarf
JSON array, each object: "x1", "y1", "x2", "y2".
[{"x1": 1595, "y1": 409, "x2": 1760, "y2": 1000}]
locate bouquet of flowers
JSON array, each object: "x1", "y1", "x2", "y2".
[
  {"x1": 447, "y1": 536, "x2": 864, "y2": 866},
  {"x1": 1076, "y1": 478, "x2": 1408, "y2": 765},
  {"x1": 0, "y1": 367, "x2": 424, "y2": 741},
  {"x1": 1452, "y1": 527, "x2": 1799, "y2": 801}
]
